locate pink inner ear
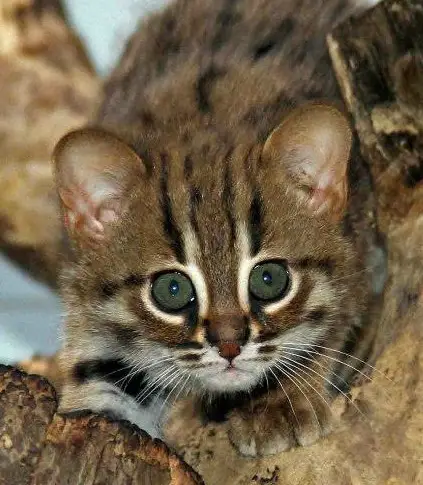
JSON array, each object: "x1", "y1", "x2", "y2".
[
  {"x1": 54, "y1": 128, "x2": 145, "y2": 247},
  {"x1": 287, "y1": 137, "x2": 348, "y2": 219},
  {"x1": 59, "y1": 186, "x2": 105, "y2": 244},
  {"x1": 263, "y1": 103, "x2": 352, "y2": 221},
  {"x1": 308, "y1": 175, "x2": 347, "y2": 219}
]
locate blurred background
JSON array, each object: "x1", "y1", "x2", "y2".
[{"x1": 0, "y1": 0, "x2": 169, "y2": 364}]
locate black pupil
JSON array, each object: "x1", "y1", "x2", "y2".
[
  {"x1": 169, "y1": 280, "x2": 179, "y2": 296},
  {"x1": 262, "y1": 271, "x2": 272, "y2": 285}
]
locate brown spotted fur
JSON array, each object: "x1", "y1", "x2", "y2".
[{"x1": 55, "y1": 0, "x2": 386, "y2": 456}]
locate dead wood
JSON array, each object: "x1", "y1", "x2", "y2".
[{"x1": 0, "y1": 366, "x2": 204, "y2": 485}]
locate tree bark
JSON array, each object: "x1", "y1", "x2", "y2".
[
  {"x1": 328, "y1": 0, "x2": 423, "y2": 237},
  {"x1": 327, "y1": 0, "x2": 423, "y2": 352},
  {"x1": 0, "y1": 0, "x2": 99, "y2": 287},
  {"x1": 0, "y1": 366, "x2": 203, "y2": 485}
]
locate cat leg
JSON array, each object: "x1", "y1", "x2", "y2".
[
  {"x1": 227, "y1": 375, "x2": 332, "y2": 456},
  {"x1": 59, "y1": 380, "x2": 162, "y2": 438}
]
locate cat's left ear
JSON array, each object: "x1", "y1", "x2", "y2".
[
  {"x1": 262, "y1": 103, "x2": 352, "y2": 221},
  {"x1": 53, "y1": 128, "x2": 145, "y2": 247}
]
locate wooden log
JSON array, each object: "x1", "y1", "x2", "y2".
[
  {"x1": 327, "y1": 0, "x2": 423, "y2": 237},
  {"x1": 327, "y1": 0, "x2": 423, "y2": 352},
  {"x1": 0, "y1": 366, "x2": 204, "y2": 485},
  {"x1": 0, "y1": 0, "x2": 99, "y2": 287}
]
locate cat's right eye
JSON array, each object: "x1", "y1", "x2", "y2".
[
  {"x1": 248, "y1": 260, "x2": 290, "y2": 303},
  {"x1": 151, "y1": 271, "x2": 195, "y2": 312}
]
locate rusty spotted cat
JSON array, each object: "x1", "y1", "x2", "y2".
[{"x1": 53, "y1": 0, "x2": 385, "y2": 456}]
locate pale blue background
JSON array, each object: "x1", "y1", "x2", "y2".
[{"x1": 0, "y1": 0, "x2": 169, "y2": 364}]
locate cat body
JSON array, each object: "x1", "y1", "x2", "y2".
[{"x1": 55, "y1": 0, "x2": 385, "y2": 456}]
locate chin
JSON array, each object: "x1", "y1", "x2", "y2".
[{"x1": 199, "y1": 366, "x2": 262, "y2": 393}]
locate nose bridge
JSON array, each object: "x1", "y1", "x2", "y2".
[{"x1": 205, "y1": 313, "x2": 250, "y2": 345}]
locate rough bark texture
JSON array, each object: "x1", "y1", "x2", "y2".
[
  {"x1": 327, "y1": 0, "x2": 423, "y2": 356},
  {"x1": 0, "y1": 0, "x2": 99, "y2": 287},
  {"x1": 0, "y1": 366, "x2": 203, "y2": 485}
]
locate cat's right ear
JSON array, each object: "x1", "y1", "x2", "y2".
[
  {"x1": 53, "y1": 128, "x2": 145, "y2": 247},
  {"x1": 262, "y1": 103, "x2": 352, "y2": 221}
]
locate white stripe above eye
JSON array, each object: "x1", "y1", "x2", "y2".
[
  {"x1": 183, "y1": 227, "x2": 209, "y2": 317},
  {"x1": 141, "y1": 227, "x2": 209, "y2": 323},
  {"x1": 237, "y1": 222, "x2": 300, "y2": 314},
  {"x1": 238, "y1": 223, "x2": 254, "y2": 312}
]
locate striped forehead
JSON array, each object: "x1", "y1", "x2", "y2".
[{"x1": 157, "y1": 143, "x2": 264, "y2": 299}]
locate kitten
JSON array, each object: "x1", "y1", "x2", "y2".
[{"x1": 54, "y1": 0, "x2": 386, "y2": 456}]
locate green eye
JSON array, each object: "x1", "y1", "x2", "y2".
[
  {"x1": 249, "y1": 261, "x2": 290, "y2": 302},
  {"x1": 151, "y1": 272, "x2": 195, "y2": 312}
]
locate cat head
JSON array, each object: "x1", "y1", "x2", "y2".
[{"x1": 54, "y1": 102, "x2": 359, "y2": 395}]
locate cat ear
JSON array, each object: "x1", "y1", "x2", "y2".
[
  {"x1": 53, "y1": 128, "x2": 145, "y2": 247},
  {"x1": 262, "y1": 103, "x2": 352, "y2": 221}
]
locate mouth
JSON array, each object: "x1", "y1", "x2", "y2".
[
  {"x1": 224, "y1": 364, "x2": 238, "y2": 373},
  {"x1": 223, "y1": 362, "x2": 251, "y2": 375}
]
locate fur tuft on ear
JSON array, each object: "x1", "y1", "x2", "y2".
[
  {"x1": 53, "y1": 128, "x2": 145, "y2": 247},
  {"x1": 262, "y1": 103, "x2": 352, "y2": 220}
]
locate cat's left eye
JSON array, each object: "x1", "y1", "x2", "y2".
[
  {"x1": 151, "y1": 271, "x2": 195, "y2": 312},
  {"x1": 249, "y1": 260, "x2": 290, "y2": 302}
]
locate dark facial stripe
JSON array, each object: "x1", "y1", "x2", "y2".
[
  {"x1": 183, "y1": 154, "x2": 193, "y2": 180},
  {"x1": 292, "y1": 257, "x2": 335, "y2": 275},
  {"x1": 222, "y1": 159, "x2": 236, "y2": 245},
  {"x1": 250, "y1": 300, "x2": 269, "y2": 326},
  {"x1": 304, "y1": 307, "x2": 327, "y2": 323},
  {"x1": 258, "y1": 344, "x2": 277, "y2": 354},
  {"x1": 252, "y1": 18, "x2": 295, "y2": 60},
  {"x1": 160, "y1": 154, "x2": 185, "y2": 262},
  {"x1": 249, "y1": 189, "x2": 264, "y2": 256},
  {"x1": 189, "y1": 186, "x2": 202, "y2": 236},
  {"x1": 254, "y1": 331, "x2": 278, "y2": 343},
  {"x1": 101, "y1": 274, "x2": 145, "y2": 298},
  {"x1": 73, "y1": 359, "x2": 154, "y2": 404},
  {"x1": 101, "y1": 282, "x2": 120, "y2": 298},
  {"x1": 195, "y1": 65, "x2": 225, "y2": 113},
  {"x1": 211, "y1": 0, "x2": 241, "y2": 51},
  {"x1": 178, "y1": 353, "x2": 201, "y2": 362}
]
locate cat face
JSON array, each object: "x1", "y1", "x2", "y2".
[{"x1": 55, "y1": 103, "x2": 358, "y2": 397}]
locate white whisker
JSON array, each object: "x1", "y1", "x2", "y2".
[
  {"x1": 273, "y1": 362, "x2": 321, "y2": 430},
  {"x1": 139, "y1": 368, "x2": 181, "y2": 407},
  {"x1": 136, "y1": 365, "x2": 177, "y2": 404},
  {"x1": 282, "y1": 341, "x2": 389, "y2": 380},
  {"x1": 281, "y1": 349, "x2": 353, "y2": 393},
  {"x1": 276, "y1": 356, "x2": 368, "y2": 421},
  {"x1": 115, "y1": 356, "x2": 174, "y2": 390},
  {"x1": 280, "y1": 360, "x2": 333, "y2": 414},
  {"x1": 282, "y1": 345, "x2": 372, "y2": 383},
  {"x1": 157, "y1": 371, "x2": 187, "y2": 419},
  {"x1": 268, "y1": 367, "x2": 300, "y2": 427},
  {"x1": 261, "y1": 367, "x2": 271, "y2": 412}
]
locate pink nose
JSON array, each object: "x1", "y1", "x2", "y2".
[{"x1": 218, "y1": 342, "x2": 241, "y2": 363}]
